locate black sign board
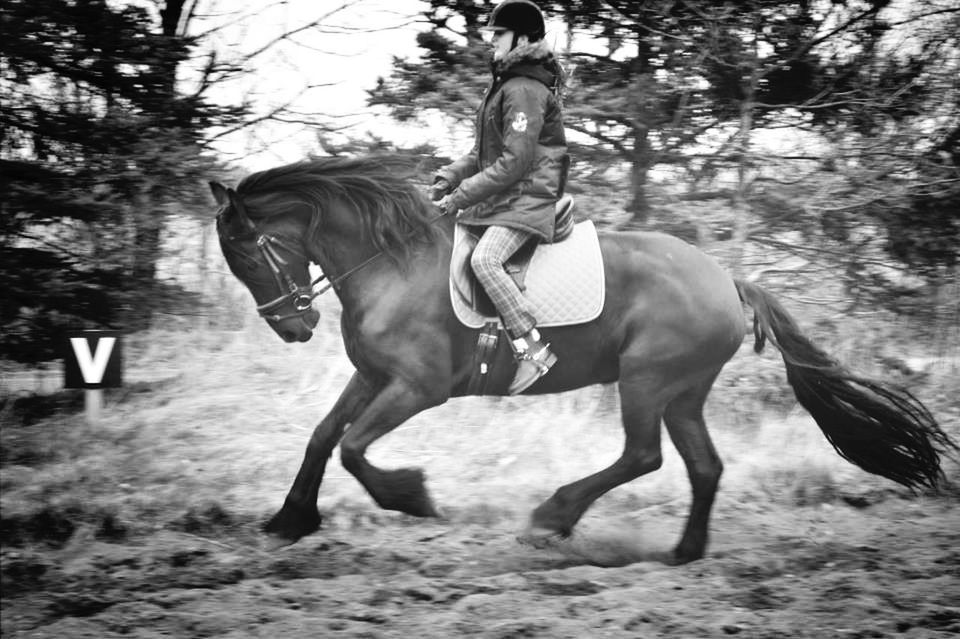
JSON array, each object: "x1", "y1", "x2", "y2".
[{"x1": 63, "y1": 331, "x2": 123, "y2": 389}]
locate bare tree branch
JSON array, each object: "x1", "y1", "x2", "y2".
[{"x1": 239, "y1": 2, "x2": 357, "y2": 62}]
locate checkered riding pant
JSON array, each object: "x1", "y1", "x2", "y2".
[{"x1": 470, "y1": 225, "x2": 537, "y2": 339}]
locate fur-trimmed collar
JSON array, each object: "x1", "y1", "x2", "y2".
[
  {"x1": 493, "y1": 39, "x2": 561, "y2": 88},
  {"x1": 497, "y1": 39, "x2": 555, "y2": 71}
]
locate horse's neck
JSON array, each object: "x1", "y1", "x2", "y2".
[{"x1": 321, "y1": 218, "x2": 454, "y2": 312}]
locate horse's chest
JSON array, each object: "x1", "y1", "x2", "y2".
[{"x1": 340, "y1": 306, "x2": 412, "y2": 372}]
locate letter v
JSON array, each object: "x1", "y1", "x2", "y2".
[{"x1": 70, "y1": 337, "x2": 116, "y2": 384}]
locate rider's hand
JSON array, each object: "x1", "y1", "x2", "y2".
[
  {"x1": 437, "y1": 194, "x2": 460, "y2": 216},
  {"x1": 430, "y1": 177, "x2": 452, "y2": 202}
]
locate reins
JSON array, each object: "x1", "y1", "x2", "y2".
[
  {"x1": 250, "y1": 202, "x2": 449, "y2": 322},
  {"x1": 311, "y1": 206, "x2": 450, "y2": 292}
]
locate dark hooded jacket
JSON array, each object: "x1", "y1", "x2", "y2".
[{"x1": 438, "y1": 39, "x2": 568, "y2": 242}]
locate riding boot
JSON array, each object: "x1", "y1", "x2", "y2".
[{"x1": 508, "y1": 328, "x2": 558, "y2": 395}]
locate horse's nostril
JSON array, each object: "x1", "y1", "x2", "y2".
[{"x1": 281, "y1": 330, "x2": 297, "y2": 342}]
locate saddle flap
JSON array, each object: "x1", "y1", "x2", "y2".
[
  {"x1": 450, "y1": 229, "x2": 532, "y2": 315},
  {"x1": 450, "y1": 226, "x2": 481, "y2": 308}
]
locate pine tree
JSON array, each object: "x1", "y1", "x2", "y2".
[{"x1": 0, "y1": 0, "x2": 241, "y2": 362}]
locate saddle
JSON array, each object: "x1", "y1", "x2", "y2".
[{"x1": 449, "y1": 196, "x2": 605, "y2": 330}]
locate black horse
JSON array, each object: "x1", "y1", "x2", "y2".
[{"x1": 211, "y1": 155, "x2": 956, "y2": 564}]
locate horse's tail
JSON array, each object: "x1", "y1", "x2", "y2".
[{"x1": 734, "y1": 279, "x2": 957, "y2": 491}]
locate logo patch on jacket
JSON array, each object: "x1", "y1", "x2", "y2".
[{"x1": 512, "y1": 112, "x2": 528, "y2": 133}]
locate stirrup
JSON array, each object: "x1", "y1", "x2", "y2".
[{"x1": 508, "y1": 335, "x2": 557, "y2": 395}]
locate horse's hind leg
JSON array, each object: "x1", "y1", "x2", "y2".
[
  {"x1": 529, "y1": 372, "x2": 664, "y2": 537},
  {"x1": 265, "y1": 372, "x2": 376, "y2": 547},
  {"x1": 338, "y1": 377, "x2": 445, "y2": 518},
  {"x1": 662, "y1": 375, "x2": 723, "y2": 564}
]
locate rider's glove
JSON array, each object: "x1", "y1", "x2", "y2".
[
  {"x1": 430, "y1": 177, "x2": 452, "y2": 202},
  {"x1": 437, "y1": 194, "x2": 460, "y2": 216}
]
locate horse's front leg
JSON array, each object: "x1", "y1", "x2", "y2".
[
  {"x1": 339, "y1": 377, "x2": 448, "y2": 518},
  {"x1": 264, "y1": 372, "x2": 376, "y2": 548}
]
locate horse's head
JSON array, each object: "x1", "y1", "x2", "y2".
[{"x1": 210, "y1": 181, "x2": 320, "y2": 343}]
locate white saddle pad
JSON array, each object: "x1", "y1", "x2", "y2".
[{"x1": 450, "y1": 220, "x2": 605, "y2": 329}]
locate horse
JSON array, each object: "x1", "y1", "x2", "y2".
[{"x1": 210, "y1": 155, "x2": 956, "y2": 564}]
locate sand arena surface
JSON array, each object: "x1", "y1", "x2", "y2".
[{"x1": 3, "y1": 326, "x2": 958, "y2": 637}]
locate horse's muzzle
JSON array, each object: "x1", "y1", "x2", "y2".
[{"x1": 273, "y1": 309, "x2": 320, "y2": 343}]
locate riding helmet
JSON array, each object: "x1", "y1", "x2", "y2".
[{"x1": 483, "y1": 0, "x2": 546, "y2": 41}]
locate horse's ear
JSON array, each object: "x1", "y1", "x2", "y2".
[
  {"x1": 209, "y1": 181, "x2": 229, "y2": 207},
  {"x1": 210, "y1": 181, "x2": 256, "y2": 233},
  {"x1": 225, "y1": 187, "x2": 257, "y2": 231}
]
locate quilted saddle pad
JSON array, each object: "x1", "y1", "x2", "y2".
[{"x1": 450, "y1": 220, "x2": 605, "y2": 329}]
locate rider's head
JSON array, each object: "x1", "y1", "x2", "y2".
[{"x1": 482, "y1": 0, "x2": 546, "y2": 60}]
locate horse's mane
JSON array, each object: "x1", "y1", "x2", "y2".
[{"x1": 234, "y1": 155, "x2": 444, "y2": 262}]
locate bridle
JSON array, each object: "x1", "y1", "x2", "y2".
[
  {"x1": 252, "y1": 233, "x2": 323, "y2": 323},
  {"x1": 251, "y1": 230, "x2": 388, "y2": 323},
  {"x1": 218, "y1": 191, "x2": 325, "y2": 324},
  {"x1": 222, "y1": 189, "x2": 448, "y2": 324}
]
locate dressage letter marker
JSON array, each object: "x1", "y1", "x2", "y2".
[
  {"x1": 64, "y1": 330, "x2": 123, "y2": 423},
  {"x1": 70, "y1": 337, "x2": 116, "y2": 384}
]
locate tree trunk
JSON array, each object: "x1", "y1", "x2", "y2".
[
  {"x1": 159, "y1": 0, "x2": 186, "y2": 36},
  {"x1": 626, "y1": 18, "x2": 656, "y2": 226},
  {"x1": 126, "y1": 0, "x2": 188, "y2": 329},
  {"x1": 627, "y1": 127, "x2": 650, "y2": 224},
  {"x1": 730, "y1": 31, "x2": 761, "y2": 278}
]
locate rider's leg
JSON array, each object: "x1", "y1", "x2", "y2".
[
  {"x1": 471, "y1": 225, "x2": 557, "y2": 394},
  {"x1": 471, "y1": 225, "x2": 535, "y2": 336}
]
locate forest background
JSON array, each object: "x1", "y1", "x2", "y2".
[{"x1": 2, "y1": 0, "x2": 958, "y2": 419}]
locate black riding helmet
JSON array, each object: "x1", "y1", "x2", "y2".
[{"x1": 482, "y1": 0, "x2": 546, "y2": 42}]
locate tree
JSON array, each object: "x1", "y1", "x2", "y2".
[
  {"x1": 742, "y1": 1, "x2": 960, "y2": 313},
  {"x1": 0, "y1": 0, "x2": 238, "y2": 362},
  {"x1": 369, "y1": 1, "x2": 928, "y2": 223},
  {"x1": 370, "y1": 0, "x2": 958, "y2": 311},
  {"x1": 1, "y1": 0, "x2": 411, "y2": 363}
]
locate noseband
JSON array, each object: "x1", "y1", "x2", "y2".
[
  {"x1": 219, "y1": 192, "x2": 324, "y2": 324},
  {"x1": 253, "y1": 233, "x2": 323, "y2": 323},
  {"x1": 252, "y1": 229, "x2": 395, "y2": 322}
]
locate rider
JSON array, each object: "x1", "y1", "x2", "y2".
[{"x1": 434, "y1": 0, "x2": 568, "y2": 395}]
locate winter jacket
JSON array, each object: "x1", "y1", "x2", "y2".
[{"x1": 438, "y1": 39, "x2": 568, "y2": 242}]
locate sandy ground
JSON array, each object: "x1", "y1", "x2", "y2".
[
  {"x1": 2, "y1": 494, "x2": 958, "y2": 638},
  {"x1": 3, "y1": 326, "x2": 959, "y2": 638}
]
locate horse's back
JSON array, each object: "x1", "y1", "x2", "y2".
[
  {"x1": 596, "y1": 230, "x2": 744, "y2": 372},
  {"x1": 600, "y1": 230, "x2": 738, "y2": 303}
]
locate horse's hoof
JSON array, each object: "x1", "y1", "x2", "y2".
[
  {"x1": 659, "y1": 548, "x2": 702, "y2": 565},
  {"x1": 383, "y1": 468, "x2": 439, "y2": 518},
  {"x1": 262, "y1": 534, "x2": 299, "y2": 552},
  {"x1": 263, "y1": 501, "x2": 322, "y2": 547},
  {"x1": 517, "y1": 526, "x2": 565, "y2": 550},
  {"x1": 407, "y1": 498, "x2": 440, "y2": 519}
]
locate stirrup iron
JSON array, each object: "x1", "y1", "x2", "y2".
[{"x1": 508, "y1": 330, "x2": 557, "y2": 395}]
